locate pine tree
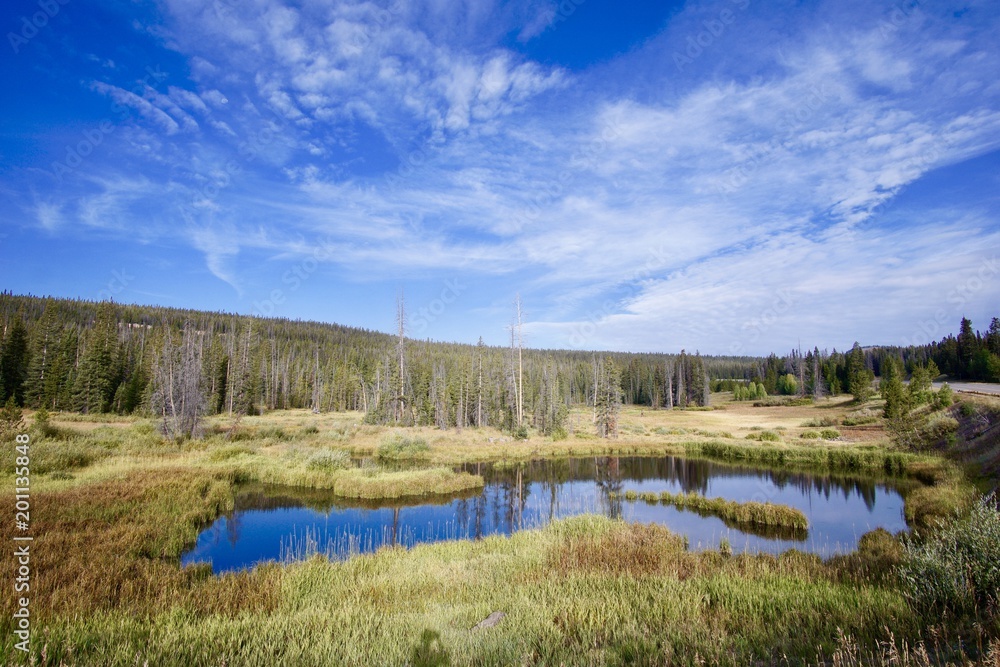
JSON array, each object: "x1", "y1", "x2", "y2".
[
  {"x1": 24, "y1": 303, "x2": 60, "y2": 408},
  {"x1": 595, "y1": 356, "x2": 621, "y2": 438},
  {"x1": 847, "y1": 343, "x2": 874, "y2": 403},
  {"x1": 0, "y1": 317, "x2": 30, "y2": 406},
  {"x1": 72, "y1": 302, "x2": 122, "y2": 413},
  {"x1": 956, "y1": 317, "x2": 978, "y2": 379},
  {"x1": 880, "y1": 357, "x2": 908, "y2": 420}
]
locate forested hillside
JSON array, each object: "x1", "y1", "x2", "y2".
[
  {"x1": 0, "y1": 293, "x2": 996, "y2": 437},
  {"x1": 0, "y1": 294, "x2": 737, "y2": 433}
]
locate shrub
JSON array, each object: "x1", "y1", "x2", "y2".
[
  {"x1": 719, "y1": 537, "x2": 732, "y2": 557},
  {"x1": 376, "y1": 433, "x2": 431, "y2": 460},
  {"x1": 745, "y1": 430, "x2": 780, "y2": 442},
  {"x1": 801, "y1": 431, "x2": 820, "y2": 439},
  {"x1": 923, "y1": 415, "x2": 959, "y2": 443},
  {"x1": 899, "y1": 494, "x2": 1000, "y2": 616},
  {"x1": 802, "y1": 416, "x2": 839, "y2": 427},
  {"x1": 0, "y1": 397, "x2": 24, "y2": 441},
  {"x1": 819, "y1": 429, "x2": 841, "y2": 440},
  {"x1": 32, "y1": 406, "x2": 63, "y2": 439},
  {"x1": 934, "y1": 384, "x2": 954, "y2": 409}
]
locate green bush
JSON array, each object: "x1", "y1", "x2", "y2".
[
  {"x1": 800, "y1": 431, "x2": 820, "y2": 439},
  {"x1": 934, "y1": 384, "x2": 954, "y2": 409},
  {"x1": 745, "y1": 430, "x2": 780, "y2": 442},
  {"x1": 801, "y1": 416, "x2": 839, "y2": 427},
  {"x1": 923, "y1": 415, "x2": 959, "y2": 443},
  {"x1": 376, "y1": 433, "x2": 431, "y2": 460},
  {"x1": 899, "y1": 494, "x2": 1000, "y2": 616},
  {"x1": 0, "y1": 397, "x2": 24, "y2": 441},
  {"x1": 819, "y1": 429, "x2": 841, "y2": 440},
  {"x1": 719, "y1": 537, "x2": 732, "y2": 557}
]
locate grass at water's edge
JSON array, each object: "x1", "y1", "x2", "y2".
[
  {"x1": 0, "y1": 514, "x2": 963, "y2": 666},
  {"x1": 616, "y1": 489, "x2": 810, "y2": 532},
  {"x1": 0, "y1": 407, "x2": 994, "y2": 665}
]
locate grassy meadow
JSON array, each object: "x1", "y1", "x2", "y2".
[{"x1": 1, "y1": 393, "x2": 998, "y2": 665}]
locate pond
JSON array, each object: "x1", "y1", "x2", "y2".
[{"x1": 181, "y1": 456, "x2": 910, "y2": 574}]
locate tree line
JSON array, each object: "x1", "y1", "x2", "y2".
[
  {"x1": 2, "y1": 294, "x2": 995, "y2": 437},
  {"x1": 0, "y1": 294, "x2": 719, "y2": 438}
]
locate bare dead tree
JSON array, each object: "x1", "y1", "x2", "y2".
[
  {"x1": 392, "y1": 290, "x2": 411, "y2": 425},
  {"x1": 152, "y1": 321, "x2": 205, "y2": 440},
  {"x1": 513, "y1": 294, "x2": 524, "y2": 428},
  {"x1": 665, "y1": 361, "x2": 674, "y2": 409}
]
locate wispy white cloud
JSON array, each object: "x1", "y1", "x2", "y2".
[{"x1": 7, "y1": 0, "x2": 1000, "y2": 352}]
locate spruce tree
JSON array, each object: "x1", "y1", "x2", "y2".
[
  {"x1": 24, "y1": 303, "x2": 60, "y2": 408},
  {"x1": 847, "y1": 343, "x2": 874, "y2": 403},
  {"x1": 72, "y1": 302, "x2": 121, "y2": 413},
  {"x1": 595, "y1": 356, "x2": 621, "y2": 438},
  {"x1": 880, "y1": 357, "x2": 908, "y2": 420},
  {"x1": 0, "y1": 317, "x2": 30, "y2": 406}
]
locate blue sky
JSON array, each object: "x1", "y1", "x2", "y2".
[{"x1": 1, "y1": 0, "x2": 999, "y2": 355}]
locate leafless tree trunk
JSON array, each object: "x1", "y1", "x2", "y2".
[
  {"x1": 515, "y1": 294, "x2": 524, "y2": 428},
  {"x1": 152, "y1": 321, "x2": 205, "y2": 440},
  {"x1": 476, "y1": 338, "x2": 484, "y2": 428},
  {"x1": 797, "y1": 342, "x2": 806, "y2": 397},
  {"x1": 394, "y1": 291, "x2": 408, "y2": 424}
]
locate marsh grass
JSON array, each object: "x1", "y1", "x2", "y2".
[
  {"x1": 3, "y1": 515, "x2": 934, "y2": 666},
  {"x1": 377, "y1": 432, "x2": 432, "y2": 460},
  {"x1": 333, "y1": 466, "x2": 484, "y2": 499},
  {"x1": 616, "y1": 490, "x2": 809, "y2": 531},
  {"x1": 0, "y1": 403, "x2": 993, "y2": 665}
]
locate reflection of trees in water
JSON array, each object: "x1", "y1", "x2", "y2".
[
  {"x1": 469, "y1": 457, "x2": 889, "y2": 514},
  {"x1": 767, "y1": 470, "x2": 879, "y2": 512},
  {"x1": 216, "y1": 458, "x2": 893, "y2": 557},
  {"x1": 594, "y1": 456, "x2": 623, "y2": 519},
  {"x1": 225, "y1": 511, "x2": 241, "y2": 547}
]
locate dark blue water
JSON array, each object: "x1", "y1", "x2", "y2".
[{"x1": 181, "y1": 456, "x2": 910, "y2": 573}]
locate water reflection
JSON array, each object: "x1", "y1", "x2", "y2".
[{"x1": 182, "y1": 456, "x2": 909, "y2": 573}]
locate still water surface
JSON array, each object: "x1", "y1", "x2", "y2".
[{"x1": 182, "y1": 456, "x2": 909, "y2": 573}]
